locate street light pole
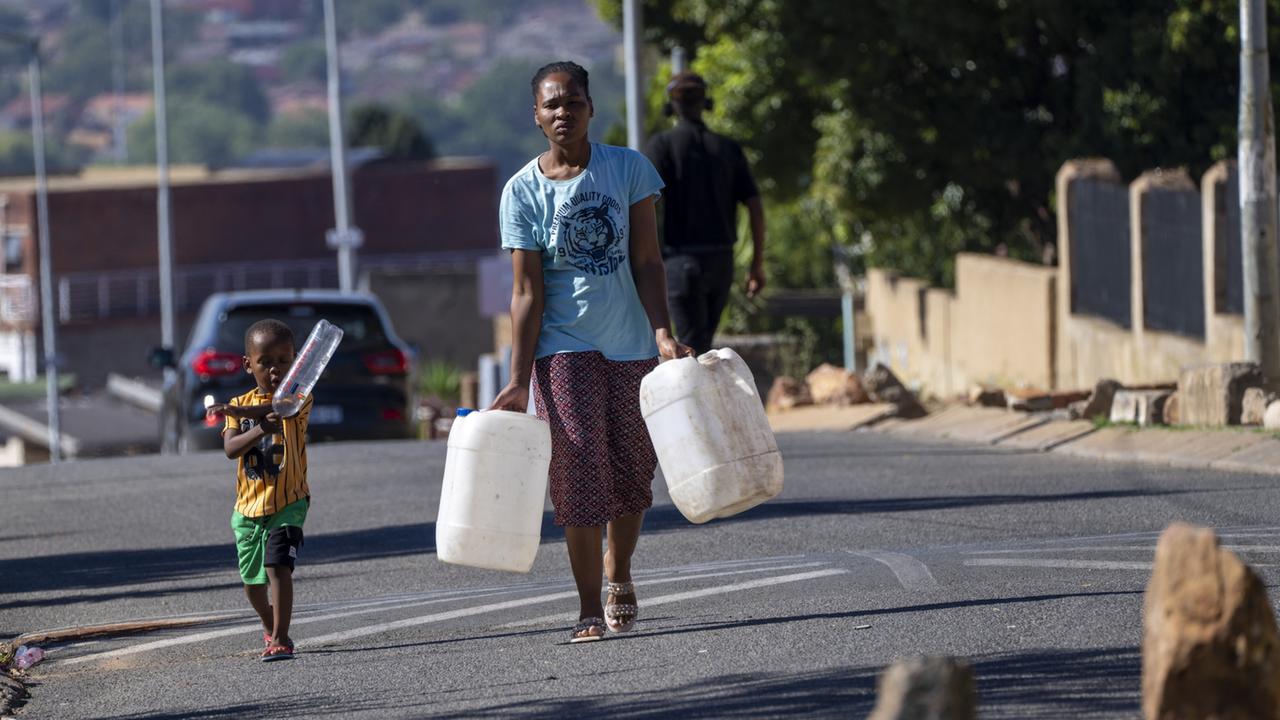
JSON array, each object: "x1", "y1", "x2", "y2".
[
  {"x1": 322, "y1": 0, "x2": 360, "y2": 293},
  {"x1": 623, "y1": 0, "x2": 645, "y2": 151},
  {"x1": 150, "y1": 0, "x2": 178, "y2": 454},
  {"x1": 1240, "y1": 0, "x2": 1280, "y2": 380},
  {"x1": 25, "y1": 40, "x2": 62, "y2": 462}
]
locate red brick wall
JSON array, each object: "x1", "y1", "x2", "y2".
[{"x1": 5, "y1": 161, "x2": 498, "y2": 275}]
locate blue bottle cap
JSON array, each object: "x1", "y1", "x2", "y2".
[{"x1": 455, "y1": 407, "x2": 474, "y2": 417}]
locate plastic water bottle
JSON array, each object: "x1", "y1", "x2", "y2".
[
  {"x1": 272, "y1": 319, "x2": 344, "y2": 418},
  {"x1": 13, "y1": 644, "x2": 44, "y2": 670}
]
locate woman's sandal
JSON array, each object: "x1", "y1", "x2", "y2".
[
  {"x1": 605, "y1": 581, "x2": 638, "y2": 633},
  {"x1": 570, "y1": 617, "x2": 606, "y2": 643},
  {"x1": 261, "y1": 642, "x2": 295, "y2": 662}
]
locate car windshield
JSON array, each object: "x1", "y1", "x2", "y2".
[{"x1": 217, "y1": 303, "x2": 390, "y2": 352}]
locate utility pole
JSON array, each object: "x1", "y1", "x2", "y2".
[
  {"x1": 151, "y1": 0, "x2": 178, "y2": 454},
  {"x1": 671, "y1": 46, "x2": 687, "y2": 75},
  {"x1": 111, "y1": 0, "x2": 127, "y2": 163},
  {"x1": 323, "y1": 0, "x2": 361, "y2": 293},
  {"x1": 20, "y1": 38, "x2": 63, "y2": 461},
  {"x1": 623, "y1": 0, "x2": 644, "y2": 151},
  {"x1": 1240, "y1": 0, "x2": 1280, "y2": 380}
]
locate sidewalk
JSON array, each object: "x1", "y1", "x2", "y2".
[{"x1": 769, "y1": 404, "x2": 1280, "y2": 477}]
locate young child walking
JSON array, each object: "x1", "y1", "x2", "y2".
[
  {"x1": 490, "y1": 60, "x2": 693, "y2": 642},
  {"x1": 208, "y1": 318, "x2": 313, "y2": 661}
]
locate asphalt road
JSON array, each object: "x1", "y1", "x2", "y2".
[{"x1": 4, "y1": 431, "x2": 1280, "y2": 718}]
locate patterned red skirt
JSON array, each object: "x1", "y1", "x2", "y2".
[{"x1": 532, "y1": 351, "x2": 660, "y2": 527}]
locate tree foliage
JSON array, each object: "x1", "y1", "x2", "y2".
[
  {"x1": 348, "y1": 104, "x2": 434, "y2": 161},
  {"x1": 0, "y1": 132, "x2": 88, "y2": 175},
  {"x1": 126, "y1": 99, "x2": 257, "y2": 166},
  {"x1": 43, "y1": 0, "x2": 201, "y2": 102},
  {"x1": 169, "y1": 60, "x2": 271, "y2": 125},
  {"x1": 280, "y1": 42, "x2": 328, "y2": 85},
  {"x1": 596, "y1": 0, "x2": 1280, "y2": 287}
]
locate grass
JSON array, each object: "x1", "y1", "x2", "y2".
[
  {"x1": 0, "y1": 374, "x2": 77, "y2": 401},
  {"x1": 419, "y1": 360, "x2": 461, "y2": 404}
]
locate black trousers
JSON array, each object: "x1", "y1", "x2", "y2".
[{"x1": 664, "y1": 251, "x2": 735, "y2": 355}]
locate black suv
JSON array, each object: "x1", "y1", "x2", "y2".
[{"x1": 159, "y1": 290, "x2": 418, "y2": 451}]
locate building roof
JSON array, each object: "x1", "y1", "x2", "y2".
[{"x1": 0, "y1": 156, "x2": 493, "y2": 194}]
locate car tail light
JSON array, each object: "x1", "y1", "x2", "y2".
[
  {"x1": 363, "y1": 349, "x2": 408, "y2": 375},
  {"x1": 192, "y1": 350, "x2": 241, "y2": 378},
  {"x1": 381, "y1": 407, "x2": 405, "y2": 421}
]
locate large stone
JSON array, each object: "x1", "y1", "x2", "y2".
[
  {"x1": 1079, "y1": 378, "x2": 1122, "y2": 421},
  {"x1": 1178, "y1": 362, "x2": 1265, "y2": 427},
  {"x1": 863, "y1": 364, "x2": 928, "y2": 419},
  {"x1": 805, "y1": 363, "x2": 868, "y2": 405},
  {"x1": 766, "y1": 376, "x2": 813, "y2": 412},
  {"x1": 968, "y1": 385, "x2": 1006, "y2": 408},
  {"x1": 1242, "y1": 388, "x2": 1277, "y2": 426},
  {"x1": 1110, "y1": 389, "x2": 1171, "y2": 427},
  {"x1": 1163, "y1": 393, "x2": 1181, "y2": 426},
  {"x1": 868, "y1": 656, "x2": 977, "y2": 720},
  {"x1": 1265, "y1": 400, "x2": 1280, "y2": 431},
  {"x1": 1142, "y1": 523, "x2": 1280, "y2": 720}
]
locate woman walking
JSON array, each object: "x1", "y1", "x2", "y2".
[{"x1": 490, "y1": 60, "x2": 693, "y2": 642}]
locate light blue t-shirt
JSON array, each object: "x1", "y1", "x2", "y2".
[{"x1": 500, "y1": 143, "x2": 665, "y2": 361}]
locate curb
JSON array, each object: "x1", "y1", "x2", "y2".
[{"x1": 875, "y1": 406, "x2": 1280, "y2": 477}]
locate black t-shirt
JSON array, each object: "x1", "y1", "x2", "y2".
[{"x1": 644, "y1": 119, "x2": 759, "y2": 255}]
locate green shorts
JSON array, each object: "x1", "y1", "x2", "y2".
[{"x1": 231, "y1": 498, "x2": 309, "y2": 585}]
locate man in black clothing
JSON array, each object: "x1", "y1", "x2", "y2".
[{"x1": 643, "y1": 71, "x2": 767, "y2": 355}]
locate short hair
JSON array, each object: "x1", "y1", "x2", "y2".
[
  {"x1": 530, "y1": 61, "x2": 590, "y2": 99},
  {"x1": 667, "y1": 71, "x2": 707, "y2": 95},
  {"x1": 245, "y1": 318, "x2": 294, "y2": 352}
]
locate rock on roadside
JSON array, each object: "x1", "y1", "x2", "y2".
[
  {"x1": 863, "y1": 364, "x2": 928, "y2": 419},
  {"x1": 867, "y1": 656, "x2": 977, "y2": 720},
  {"x1": 1142, "y1": 522, "x2": 1280, "y2": 720}
]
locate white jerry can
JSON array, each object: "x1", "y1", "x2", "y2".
[
  {"x1": 639, "y1": 348, "x2": 784, "y2": 523},
  {"x1": 435, "y1": 409, "x2": 552, "y2": 572}
]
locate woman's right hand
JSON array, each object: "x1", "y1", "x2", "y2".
[{"x1": 489, "y1": 382, "x2": 529, "y2": 413}]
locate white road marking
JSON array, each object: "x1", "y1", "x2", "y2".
[
  {"x1": 964, "y1": 558, "x2": 1153, "y2": 571},
  {"x1": 845, "y1": 550, "x2": 939, "y2": 591},
  {"x1": 966, "y1": 545, "x2": 1280, "y2": 555},
  {"x1": 336, "y1": 567, "x2": 848, "y2": 642},
  {"x1": 62, "y1": 560, "x2": 833, "y2": 665},
  {"x1": 500, "y1": 562, "x2": 832, "y2": 628}
]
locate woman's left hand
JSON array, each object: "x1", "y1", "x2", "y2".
[{"x1": 656, "y1": 329, "x2": 696, "y2": 361}]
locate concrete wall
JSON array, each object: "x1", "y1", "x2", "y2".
[
  {"x1": 1204, "y1": 161, "x2": 1246, "y2": 361},
  {"x1": 866, "y1": 254, "x2": 1055, "y2": 396},
  {"x1": 868, "y1": 158, "x2": 1248, "y2": 395},
  {"x1": 951, "y1": 254, "x2": 1056, "y2": 390},
  {"x1": 365, "y1": 265, "x2": 492, "y2": 370}
]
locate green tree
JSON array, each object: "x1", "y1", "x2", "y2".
[
  {"x1": 265, "y1": 110, "x2": 331, "y2": 148},
  {"x1": 280, "y1": 42, "x2": 328, "y2": 85},
  {"x1": 169, "y1": 60, "x2": 271, "y2": 126},
  {"x1": 127, "y1": 99, "x2": 257, "y2": 166},
  {"x1": 45, "y1": 1, "x2": 200, "y2": 102},
  {"x1": 595, "y1": 0, "x2": 1280, "y2": 287},
  {"x1": 347, "y1": 104, "x2": 434, "y2": 160},
  {"x1": 0, "y1": 131, "x2": 88, "y2": 176},
  {"x1": 449, "y1": 59, "x2": 554, "y2": 181}
]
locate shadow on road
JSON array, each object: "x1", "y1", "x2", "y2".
[
  {"x1": 415, "y1": 644, "x2": 1139, "y2": 718},
  {"x1": 3, "y1": 523, "x2": 436, "y2": 596},
  {"x1": 4, "y1": 482, "x2": 1216, "y2": 598}
]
